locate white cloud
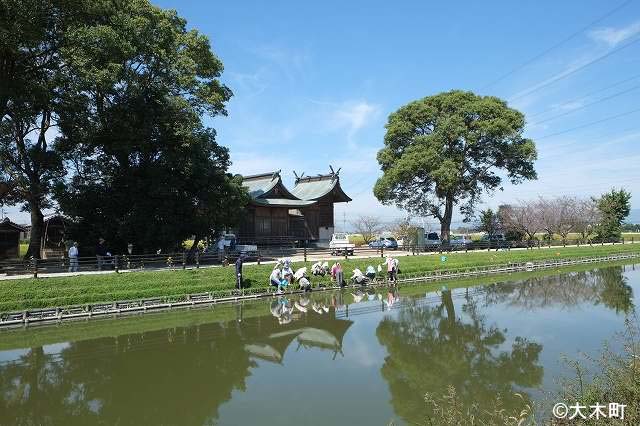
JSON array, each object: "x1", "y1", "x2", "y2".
[
  {"x1": 226, "y1": 68, "x2": 269, "y2": 98},
  {"x1": 248, "y1": 44, "x2": 311, "y2": 84},
  {"x1": 333, "y1": 102, "x2": 379, "y2": 134},
  {"x1": 552, "y1": 100, "x2": 585, "y2": 112},
  {"x1": 589, "y1": 21, "x2": 640, "y2": 47},
  {"x1": 310, "y1": 99, "x2": 381, "y2": 148}
]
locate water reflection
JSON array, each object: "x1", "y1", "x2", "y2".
[
  {"x1": 0, "y1": 264, "x2": 636, "y2": 425},
  {"x1": 0, "y1": 298, "x2": 354, "y2": 425},
  {"x1": 374, "y1": 265, "x2": 635, "y2": 424},
  {"x1": 376, "y1": 291, "x2": 544, "y2": 423},
  {"x1": 481, "y1": 266, "x2": 634, "y2": 313}
]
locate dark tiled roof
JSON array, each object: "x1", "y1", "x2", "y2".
[
  {"x1": 0, "y1": 218, "x2": 26, "y2": 232},
  {"x1": 291, "y1": 173, "x2": 352, "y2": 202}
]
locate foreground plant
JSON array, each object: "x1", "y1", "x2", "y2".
[{"x1": 421, "y1": 386, "x2": 536, "y2": 425}]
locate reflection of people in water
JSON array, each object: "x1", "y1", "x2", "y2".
[
  {"x1": 367, "y1": 289, "x2": 377, "y2": 301},
  {"x1": 270, "y1": 297, "x2": 295, "y2": 324},
  {"x1": 385, "y1": 288, "x2": 399, "y2": 310},
  {"x1": 352, "y1": 290, "x2": 365, "y2": 303}
]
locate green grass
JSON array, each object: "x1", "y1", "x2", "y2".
[{"x1": 1, "y1": 243, "x2": 639, "y2": 313}]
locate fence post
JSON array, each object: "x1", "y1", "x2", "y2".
[
  {"x1": 196, "y1": 250, "x2": 200, "y2": 268},
  {"x1": 344, "y1": 248, "x2": 348, "y2": 260},
  {"x1": 114, "y1": 255, "x2": 119, "y2": 273},
  {"x1": 381, "y1": 246, "x2": 384, "y2": 258},
  {"x1": 182, "y1": 252, "x2": 186, "y2": 270},
  {"x1": 257, "y1": 250, "x2": 261, "y2": 265},
  {"x1": 304, "y1": 244, "x2": 307, "y2": 262},
  {"x1": 32, "y1": 257, "x2": 38, "y2": 279}
]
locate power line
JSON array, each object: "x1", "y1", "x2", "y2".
[
  {"x1": 528, "y1": 72, "x2": 640, "y2": 119},
  {"x1": 481, "y1": 0, "x2": 633, "y2": 90},
  {"x1": 529, "y1": 83, "x2": 640, "y2": 126},
  {"x1": 537, "y1": 106, "x2": 640, "y2": 139},
  {"x1": 509, "y1": 35, "x2": 640, "y2": 102}
]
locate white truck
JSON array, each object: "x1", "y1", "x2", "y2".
[{"x1": 329, "y1": 233, "x2": 355, "y2": 256}]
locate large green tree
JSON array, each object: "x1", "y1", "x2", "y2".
[
  {"x1": 374, "y1": 90, "x2": 537, "y2": 241},
  {"x1": 594, "y1": 188, "x2": 631, "y2": 241},
  {"x1": 0, "y1": 0, "x2": 91, "y2": 257},
  {"x1": 0, "y1": 0, "x2": 246, "y2": 254}
]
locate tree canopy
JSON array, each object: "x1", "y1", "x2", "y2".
[
  {"x1": 374, "y1": 90, "x2": 537, "y2": 241},
  {"x1": 595, "y1": 188, "x2": 631, "y2": 241},
  {"x1": 1, "y1": 0, "x2": 247, "y2": 255}
]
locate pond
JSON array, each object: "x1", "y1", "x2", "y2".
[{"x1": 0, "y1": 262, "x2": 638, "y2": 425}]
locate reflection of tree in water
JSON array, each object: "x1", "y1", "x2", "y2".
[
  {"x1": 376, "y1": 292, "x2": 543, "y2": 424},
  {"x1": 481, "y1": 266, "x2": 634, "y2": 314},
  {"x1": 0, "y1": 298, "x2": 353, "y2": 426},
  {"x1": 0, "y1": 322, "x2": 254, "y2": 426}
]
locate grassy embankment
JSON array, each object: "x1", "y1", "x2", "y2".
[{"x1": 1, "y1": 243, "x2": 639, "y2": 313}]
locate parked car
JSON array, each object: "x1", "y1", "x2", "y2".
[
  {"x1": 329, "y1": 233, "x2": 355, "y2": 255},
  {"x1": 425, "y1": 232, "x2": 440, "y2": 249},
  {"x1": 479, "y1": 233, "x2": 509, "y2": 249},
  {"x1": 368, "y1": 237, "x2": 398, "y2": 250},
  {"x1": 205, "y1": 234, "x2": 258, "y2": 259},
  {"x1": 448, "y1": 235, "x2": 473, "y2": 250}
]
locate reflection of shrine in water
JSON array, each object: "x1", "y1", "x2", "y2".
[
  {"x1": 243, "y1": 298, "x2": 353, "y2": 363},
  {"x1": 0, "y1": 296, "x2": 354, "y2": 426}
]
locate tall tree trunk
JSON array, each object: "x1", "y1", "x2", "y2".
[
  {"x1": 440, "y1": 195, "x2": 454, "y2": 242},
  {"x1": 441, "y1": 290, "x2": 456, "y2": 324},
  {"x1": 25, "y1": 201, "x2": 44, "y2": 259}
]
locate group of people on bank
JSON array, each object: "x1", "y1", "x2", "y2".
[{"x1": 267, "y1": 254, "x2": 401, "y2": 292}]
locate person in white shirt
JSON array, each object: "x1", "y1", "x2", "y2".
[
  {"x1": 68, "y1": 242, "x2": 79, "y2": 272},
  {"x1": 217, "y1": 236, "x2": 225, "y2": 262}
]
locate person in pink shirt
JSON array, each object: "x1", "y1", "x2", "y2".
[
  {"x1": 331, "y1": 262, "x2": 344, "y2": 287},
  {"x1": 385, "y1": 255, "x2": 396, "y2": 282}
]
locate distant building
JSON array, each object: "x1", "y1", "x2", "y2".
[
  {"x1": 0, "y1": 218, "x2": 26, "y2": 259},
  {"x1": 18, "y1": 224, "x2": 30, "y2": 241},
  {"x1": 41, "y1": 215, "x2": 71, "y2": 259},
  {"x1": 238, "y1": 169, "x2": 351, "y2": 244}
]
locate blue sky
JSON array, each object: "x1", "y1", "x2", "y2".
[{"x1": 4, "y1": 0, "x2": 640, "y2": 227}]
